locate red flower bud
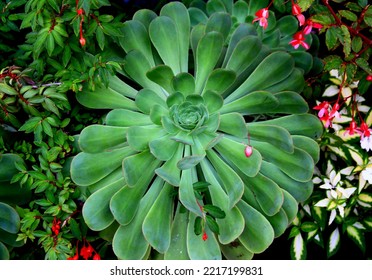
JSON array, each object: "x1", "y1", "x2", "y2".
[
  {"x1": 79, "y1": 37, "x2": 86, "y2": 46},
  {"x1": 77, "y1": 8, "x2": 84, "y2": 15},
  {"x1": 93, "y1": 253, "x2": 101, "y2": 260},
  {"x1": 367, "y1": 75, "x2": 372, "y2": 82},
  {"x1": 202, "y1": 231, "x2": 208, "y2": 241}
]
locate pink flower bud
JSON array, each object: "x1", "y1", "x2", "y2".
[{"x1": 245, "y1": 145, "x2": 253, "y2": 157}]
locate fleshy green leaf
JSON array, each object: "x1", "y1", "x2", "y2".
[
  {"x1": 237, "y1": 200, "x2": 274, "y2": 253},
  {"x1": 82, "y1": 180, "x2": 124, "y2": 231},
  {"x1": 143, "y1": 183, "x2": 174, "y2": 253},
  {"x1": 0, "y1": 203, "x2": 20, "y2": 234}
]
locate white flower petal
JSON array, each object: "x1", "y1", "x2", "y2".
[
  {"x1": 329, "y1": 210, "x2": 337, "y2": 225},
  {"x1": 340, "y1": 187, "x2": 356, "y2": 198},
  {"x1": 340, "y1": 166, "x2": 354, "y2": 176},
  {"x1": 315, "y1": 198, "x2": 330, "y2": 207},
  {"x1": 312, "y1": 177, "x2": 322, "y2": 184},
  {"x1": 338, "y1": 205, "x2": 345, "y2": 218}
]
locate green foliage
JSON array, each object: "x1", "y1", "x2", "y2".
[{"x1": 71, "y1": 0, "x2": 323, "y2": 260}]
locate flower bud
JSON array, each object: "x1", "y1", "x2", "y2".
[{"x1": 245, "y1": 145, "x2": 253, "y2": 157}]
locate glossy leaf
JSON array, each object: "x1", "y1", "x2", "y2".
[{"x1": 0, "y1": 203, "x2": 20, "y2": 234}]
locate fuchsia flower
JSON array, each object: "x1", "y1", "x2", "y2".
[
  {"x1": 292, "y1": 3, "x2": 305, "y2": 26},
  {"x1": 313, "y1": 101, "x2": 330, "y2": 118},
  {"x1": 289, "y1": 31, "x2": 309, "y2": 49},
  {"x1": 304, "y1": 19, "x2": 323, "y2": 34},
  {"x1": 252, "y1": 8, "x2": 269, "y2": 29},
  {"x1": 344, "y1": 120, "x2": 358, "y2": 136}
]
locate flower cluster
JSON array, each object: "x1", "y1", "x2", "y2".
[
  {"x1": 68, "y1": 239, "x2": 100, "y2": 260},
  {"x1": 252, "y1": 1, "x2": 322, "y2": 50},
  {"x1": 313, "y1": 70, "x2": 372, "y2": 152},
  {"x1": 51, "y1": 217, "x2": 61, "y2": 236}
]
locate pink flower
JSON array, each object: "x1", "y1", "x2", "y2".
[
  {"x1": 313, "y1": 101, "x2": 330, "y2": 118},
  {"x1": 320, "y1": 112, "x2": 333, "y2": 128},
  {"x1": 360, "y1": 122, "x2": 371, "y2": 138},
  {"x1": 344, "y1": 120, "x2": 358, "y2": 136},
  {"x1": 304, "y1": 20, "x2": 323, "y2": 35},
  {"x1": 252, "y1": 8, "x2": 269, "y2": 29},
  {"x1": 329, "y1": 103, "x2": 341, "y2": 119},
  {"x1": 292, "y1": 3, "x2": 305, "y2": 26},
  {"x1": 289, "y1": 31, "x2": 309, "y2": 49}
]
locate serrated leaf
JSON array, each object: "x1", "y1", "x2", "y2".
[
  {"x1": 339, "y1": 10, "x2": 358, "y2": 21},
  {"x1": 364, "y1": 6, "x2": 372, "y2": 26},
  {"x1": 326, "y1": 27, "x2": 340, "y2": 50}
]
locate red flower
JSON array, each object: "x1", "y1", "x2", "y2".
[
  {"x1": 252, "y1": 8, "x2": 269, "y2": 29},
  {"x1": 202, "y1": 231, "x2": 208, "y2": 241},
  {"x1": 67, "y1": 253, "x2": 79, "y2": 260},
  {"x1": 289, "y1": 31, "x2": 309, "y2": 49},
  {"x1": 292, "y1": 3, "x2": 305, "y2": 26},
  {"x1": 344, "y1": 120, "x2": 358, "y2": 136},
  {"x1": 93, "y1": 253, "x2": 101, "y2": 260},
  {"x1": 360, "y1": 122, "x2": 371, "y2": 138},
  {"x1": 329, "y1": 102, "x2": 340, "y2": 119},
  {"x1": 367, "y1": 75, "x2": 372, "y2": 82},
  {"x1": 313, "y1": 101, "x2": 330, "y2": 118},
  {"x1": 304, "y1": 19, "x2": 323, "y2": 35},
  {"x1": 80, "y1": 244, "x2": 94, "y2": 260},
  {"x1": 51, "y1": 217, "x2": 61, "y2": 236},
  {"x1": 79, "y1": 37, "x2": 86, "y2": 46}
]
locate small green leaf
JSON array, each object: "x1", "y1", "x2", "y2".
[
  {"x1": 194, "y1": 216, "x2": 203, "y2": 235},
  {"x1": 45, "y1": 34, "x2": 55, "y2": 56},
  {"x1": 326, "y1": 26, "x2": 340, "y2": 50},
  {"x1": 363, "y1": 6, "x2": 372, "y2": 26},
  {"x1": 339, "y1": 10, "x2": 358, "y2": 21},
  {"x1": 300, "y1": 222, "x2": 318, "y2": 233},
  {"x1": 203, "y1": 205, "x2": 226, "y2": 219},
  {"x1": 96, "y1": 26, "x2": 105, "y2": 51},
  {"x1": 206, "y1": 215, "x2": 220, "y2": 234}
]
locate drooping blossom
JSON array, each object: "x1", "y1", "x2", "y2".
[
  {"x1": 344, "y1": 120, "x2": 358, "y2": 136},
  {"x1": 93, "y1": 253, "x2": 101, "y2": 260},
  {"x1": 289, "y1": 31, "x2": 309, "y2": 49},
  {"x1": 80, "y1": 244, "x2": 94, "y2": 260},
  {"x1": 313, "y1": 101, "x2": 330, "y2": 118},
  {"x1": 304, "y1": 19, "x2": 323, "y2": 34},
  {"x1": 292, "y1": 3, "x2": 305, "y2": 26},
  {"x1": 359, "y1": 122, "x2": 372, "y2": 152},
  {"x1": 252, "y1": 8, "x2": 269, "y2": 29}
]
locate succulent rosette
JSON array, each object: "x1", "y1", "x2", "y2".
[{"x1": 71, "y1": 0, "x2": 323, "y2": 259}]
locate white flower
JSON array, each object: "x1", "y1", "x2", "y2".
[
  {"x1": 315, "y1": 185, "x2": 356, "y2": 225},
  {"x1": 319, "y1": 170, "x2": 341, "y2": 189},
  {"x1": 361, "y1": 135, "x2": 372, "y2": 152}
]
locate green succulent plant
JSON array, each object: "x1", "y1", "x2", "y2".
[{"x1": 71, "y1": 0, "x2": 323, "y2": 259}]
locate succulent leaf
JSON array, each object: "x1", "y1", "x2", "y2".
[{"x1": 71, "y1": 0, "x2": 322, "y2": 260}]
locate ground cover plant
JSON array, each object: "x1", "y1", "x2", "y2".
[{"x1": 0, "y1": 0, "x2": 371, "y2": 260}]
